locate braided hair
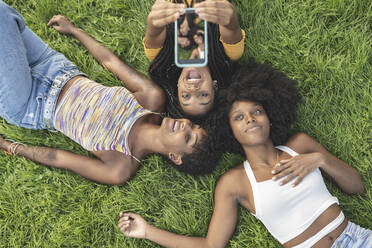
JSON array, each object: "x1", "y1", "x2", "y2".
[{"x1": 148, "y1": 0, "x2": 236, "y2": 121}]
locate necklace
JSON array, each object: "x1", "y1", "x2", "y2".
[{"x1": 251, "y1": 150, "x2": 279, "y2": 168}]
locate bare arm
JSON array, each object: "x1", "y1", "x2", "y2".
[
  {"x1": 119, "y1": 173, "x2": 239, "y2": 248},
  {"x1": 195, "y1": 0, "x2": 242, "y2": 44},
  {"x1": 47, "y1": 15, "x2": 165, "y2": 112},
  {"x1": 144, "y1": 0, "x2": 185, "y2": 49},
  {"x1": 272, "y1": 133, "x2": 365, "y2": 194},
  {"x1": 1, "y1": 137, "x2": 135, "y2": 185}
]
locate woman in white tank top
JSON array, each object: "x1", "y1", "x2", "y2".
[{"x1": 119, "y1": 62, "x2": 371, "y2": 247}]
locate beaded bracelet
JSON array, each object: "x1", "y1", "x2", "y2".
[{"x1": 4, "y1": 139, "x2": 27, "y2": 155}]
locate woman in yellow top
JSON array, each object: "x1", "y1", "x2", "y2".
[{"x1": 143, "y1": 0, "x2": 245, "y2": 120}]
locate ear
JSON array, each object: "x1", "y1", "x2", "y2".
[
  {"x1": 168, "y1": 152, "x2": 183, "y2": 165},
  {"x1": 212, "y1": 80, "x2": 218, "y2": 91}
]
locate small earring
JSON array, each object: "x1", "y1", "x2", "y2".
[{"x1": 270, "y1": 123, "x2": 272, "y2": 126}]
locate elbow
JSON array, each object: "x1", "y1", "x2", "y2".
[
  {"x1": 109, "y1": 166, "x2": 133, "y2": 185},
  {"x1": 353, "y1": 174, "x2": 366, "y2": 195},
  {"x1": 353, "y1": 183, "x2": 366, "y2": 195},
  {"x1": 345, "y1": 186, "x2": 365, "y2": 196},
  {"x1": 345, "y1": 177, "x2": 366, "y2": 195}
]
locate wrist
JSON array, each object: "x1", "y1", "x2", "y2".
[
  {"x1": 70, "y1": 27, "x2": 82, "y2": 36},
  {"x1": 317, "y1": 152, "x2": 327, "y2": 169},
  {"x1": 0, "y1": 140, "x2": 9, "y2": 151},
  {"x1": 146, "y1": 26, "x2": 165, "y2": 39},
  {"x1": 144, "y1": 223, "x2": 152, "y2": 240}
]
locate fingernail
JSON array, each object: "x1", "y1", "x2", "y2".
[
  {"x1": 271, "y1": 170, "x2": 275, "y2": 174},
  {"x1": 279, "y1": 182, "x2": 283, "y2": 186},
  {"x1": 275, "y1": 163, "x2": 280, "y2": 167},
  {"x1": 272, "y1": 176, "x2": 276, "y2": 180}
]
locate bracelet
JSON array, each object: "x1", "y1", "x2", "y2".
[{"x1": 4, "y1": 139, "x2": 27, "y2": 155}]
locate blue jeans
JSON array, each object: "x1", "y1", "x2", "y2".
[
  {"x1": 331, "y1": 222, "x2": 372, "y2": 248},
  {"x1": 0, "y1": 1, "x2": 84, "y2": 130}
]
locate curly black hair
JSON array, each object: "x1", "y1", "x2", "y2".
[
  {"x1": 214, "y1": 61, "x2": 301, "y2": 155},
  {"x1": 161, "y1": 124, "x2": 224, "y2": 175},
  {"x1": 148, "y1": 0, "x2": 236, "y2": 121}
]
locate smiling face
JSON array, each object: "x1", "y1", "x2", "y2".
[
  {"x1": 177, "y1": 67, "x2": 217, "y2": 116},
  {"x1": 180, "y1": 18, "x2": 190, "y2": 36},
  {"x1": 229, "y1": 100, "x2": 271, "y2": 147},
  {"x1": 193, "y1": 34, "x2": 203, "y2": 45},
  {"x1": 160, "y1": 117, "x2": 206, "y2": 164}
]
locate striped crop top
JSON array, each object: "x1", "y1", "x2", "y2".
[{"x1": 54, "y1": 77, "x2": 153, "y2": 162}]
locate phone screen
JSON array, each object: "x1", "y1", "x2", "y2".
[{"x1": 175, "y1": 8, "x2": 208, "y2": 68}]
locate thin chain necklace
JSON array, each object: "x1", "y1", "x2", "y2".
[{"x1": 251, "y1": 150, "x2": 279, "y2": 168}]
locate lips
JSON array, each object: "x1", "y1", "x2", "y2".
[
  {"x1": 186, "y1": 69, "x2": 202, "y2": 82},
  {"x1": 244, "y1": 125, "x2": 261, "y2": 133}
]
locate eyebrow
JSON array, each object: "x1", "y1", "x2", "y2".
[{"x1": 230, "y1": 104, "x2": 263, "y2": 115}]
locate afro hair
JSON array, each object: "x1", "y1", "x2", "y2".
[{"x1": 214, "y1": 61, "x2": 301, "y2": 155}]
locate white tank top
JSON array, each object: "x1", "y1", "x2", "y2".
[
  {"x1": 198, "y1": 47, "x2": 205, "y2": 59},
  {"x1": 244, "y1": 146, "x2": 343, "y2": 246}
]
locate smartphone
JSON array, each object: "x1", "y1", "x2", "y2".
[{"x1": 175, "y1": 8, "x2": 208, "y2": 68}]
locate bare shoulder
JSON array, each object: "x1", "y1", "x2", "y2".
[
  {"x1": 285, "y1": 132, "x2": 321, "y2": 154},
  {"x1": 134, "y1": 88, "x2": 166, "y2": 113},
  {"x1": 216, "y1": 163, "x2": 245, "y2": 195}
]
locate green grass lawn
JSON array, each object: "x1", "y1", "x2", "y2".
[{"x1": 1, "y1": 0, "x2": 371, "y2": 247}]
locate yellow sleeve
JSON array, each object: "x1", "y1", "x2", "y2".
[
  {"x1": 142, "y1": 37, "x2": 163, "y2": 62},
  {"x1": 219, "y1": 29, "x2": 246, "y2": 61}
]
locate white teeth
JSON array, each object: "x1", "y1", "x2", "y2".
[
  {"x1": 173, "y1": 121, "x2": 177, "y2": 132},
  {"x1": 187, "y1": 78, "x2": 199, "y2": 82}
]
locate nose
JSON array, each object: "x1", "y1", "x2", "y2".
[
  {"x1": 185, "y1": 83, "x2": 201, "y2": 91},
  {"x1": 246, "y1": 115, "x2": 256, "y2": 124},
  {"x1": 180, "y1": 119, "x2": 192, "y2": 130}
]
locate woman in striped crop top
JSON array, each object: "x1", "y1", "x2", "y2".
[
  {"x1": 119, "y1": 62, "x2": 371, "y2": 247},
  {"x1": 0, "y1": 2, "x2": 221, "y2": 185},
  {"x1": 144, "y1": 0, "x2": 246, "y2": 120}
]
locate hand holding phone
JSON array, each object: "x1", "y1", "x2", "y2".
[
  {"x1": 194, "y1": 0, "x2": 239, "y2": 31},
  {"x1": 175, "y1": 8, "x2": 208, "y2": 68}
]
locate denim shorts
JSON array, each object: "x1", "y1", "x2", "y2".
[
  {"x1": 5, "y1": 48, "x2": 85, "y2": 130},
  {"x1": 331, "y1": 221, "x2": 372, "y2": 248},
  {"x1": 0, "y1": 0, "x2": 85, "y2": 130}
]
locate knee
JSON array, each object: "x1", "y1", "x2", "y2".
[{"x1": 0, "y1": 2, "x2": 25, "y2": 31}]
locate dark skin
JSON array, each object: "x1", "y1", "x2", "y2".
[
  {"x1": 0, "y1": 15, "x2": 206, "y2": 185},
  {"x1": 145, "y1": 0, "x2": 243, "y2": 116},
  {"x1": 118, "y1": 100, "x2": 365, "y2": 247}
]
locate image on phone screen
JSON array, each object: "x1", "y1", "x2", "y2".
[{"x1": 175, "y1": 8, "x2": 208, "y2": 68}]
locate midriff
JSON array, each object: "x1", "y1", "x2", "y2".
[{"x1": 283, "y1": 204, "x2": 347, "y2": 248}]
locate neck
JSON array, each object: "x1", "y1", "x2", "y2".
[
  {"x1": 132, "y1": 121, "x2": 168, "y2": 158},
  {"x1": 242, "y1": 141, "x2": 279, "y2": 167}
]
